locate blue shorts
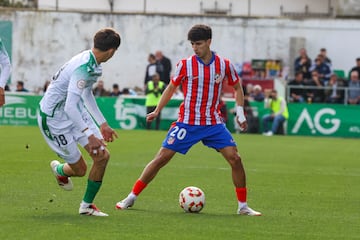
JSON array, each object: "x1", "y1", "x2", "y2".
[{"x1": 162, "y1": 122, "x2": 237, "y2": 154}]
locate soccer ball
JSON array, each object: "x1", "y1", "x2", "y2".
[{"x1": 179, "y1": 186, "x2": 205, "y2": 213}]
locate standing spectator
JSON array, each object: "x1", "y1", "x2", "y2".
[
  {"x1": 309, "y1": 55, "x2": 332, "y2": 85},
  {"x1": 347, "y1": 70, "x2": 360, "y2": 105},
  {"x1": 115, "y1": 24, "x2": 261, "y2": 216},
  {"x1": 349, "y1": 57, "x2": 360, "y2": 78},
  {"x1": 144, "y1": 53, "x2": 157, "y2": 86},
  {"x1": 155, "y1": 50, "x2": 172, "y2": 85},
  {"x1": 294, "y1": 48, "x2": 312, "y2": 80},
  {"x1": 262, "y1": 89, "x2": 289, "y2": 136},
  {"x1": 304, "y1": 70, "x2": 324, "y2": 103},
  {"x1": 93, "y1": 80, "x2": 109, "y2": 97},
  {"x1": 324, "y1": 74, "x2": 345, "y2": 104},
  {"x1": 37, "y1": 27, "x2": 120, "y2": 216},
  {"x1": 288, "y1": 72, "x2": 305, "y2": 103},
  {"x1": 145, "y1": 72, "x2": 165, "y2": 130},
  {"x1": 319, "y1": 48, "x2": 332, "y2": 65},
  {"x1": 109, "y1": 83, "x2": 122, "y2": 96},
  {"x1": 0, "y1": 37, "x2": 11, "y2": 107},
  {"x1": 16, "y1": 81, "x2": 29, "y2": 92}
]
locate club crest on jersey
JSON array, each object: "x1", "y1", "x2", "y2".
[
  {"x1": 167, "y1": 136, "x2": 175, "y2": 145},
  {"x1": 214, "y1": 73, "x2": 223, "y2": 83},
  {"x1": 77, "y1": 80, "x2": 86, "y2": 89}
]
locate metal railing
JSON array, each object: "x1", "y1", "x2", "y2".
[{"x1": 286, "y1": 85, "x2": 357, "y2": 105}]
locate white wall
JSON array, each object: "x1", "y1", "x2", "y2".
[
  {"x1": 37, "y1": 0, "x2": 335, "y2": 16},
  {"x1": 1, "y1": 10, "x2": 360, "y2": 93}
]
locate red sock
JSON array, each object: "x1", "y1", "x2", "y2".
[
  {"x1": 132, "y1": 179, "x2": 148, "y2": 196},
  {"x1": 235, "y1": 187, "x2": 247, "y2": 202}
]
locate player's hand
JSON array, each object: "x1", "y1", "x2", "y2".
[
  {"x1": 235, "y1": 106, "x2": 247, "y2": 132},
  {"x1": 87, "y1": 135, "x2": 106, "y2": 157},
  {"x1": 236, "y1": 118, "x2": 248, "y2": 132},
  {"x1": 146, "y1": 111, "x2": 158, "y2": 122},
  {"x1": 100, "y1": 122, "x2": 118, "y2": 142}
]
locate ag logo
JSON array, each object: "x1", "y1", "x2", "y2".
[{"x1": 291, "y1": 108, "x2": 340, "y2": 135}]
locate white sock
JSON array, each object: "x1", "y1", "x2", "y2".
[
  {"x1": 80, "y1": 201, "x2": 91, "y2": 208},
  {"x1": 128, "y1": 192, "x2": 137, "y2": 200},
  {"x1": 239, "y1": 202, "x2": 247, "y2": 209}
]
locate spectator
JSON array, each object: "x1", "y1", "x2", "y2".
[
  {"x1": 109, "y1": 83, "x2": 122, "y2": 97},
  {"x1": 347, "y1": 70, "x2": 360, "y2": 105},
  {"x1": 262, "y1": 89, "x2": 289, "y2": 136},
  {"x1": 349, "y1": 57, "x2": 360, "y2": 79},
  {"x1": 155, "y1": 50, "x2": 172, "y2": 85},
  {"x1": 294, "y1": 48, "x2": 312, "y2": 80},
  {"x1": 0, "y1": 37, "x2": 11, "y2": 107},
  {"x1": 309, "y1": 55, "x2": 332, "y2": 85},
  {"x1": 319, "y1": 48, "x2": 332, "y2": 65},
  {"x1": 304, "y1": 70, "x2": 324, "y2": 103},
  {"x1": 324, "y1": 74, "x2": 345, "y2": 104},
  {"x1": 144, "y1": 53, "x2": 158, "y2": 86},
  {"x1": 249, "y1": 84, "x2": 265, "y2": 102},
  {"x1": 93, "y1": 80, "x2": 109, "y2": 97},
  {"x1": 145, "y1": 72, "x2": 165, "y2": 130},
  {"x1": 16, "y1": 81, "x2": 29, "y2": 92},
  {"x1": 288, "y1": 72, "x2": 305, "y2": 103},
  {"x1": 265, "y1": 59, "x2": 281, "y2": 78}
]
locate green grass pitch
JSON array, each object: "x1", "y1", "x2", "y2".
[{"x1": 0, "y1": 126, "x2": 359, "y2": 240}]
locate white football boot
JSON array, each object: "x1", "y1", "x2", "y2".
[
  {"x1": 237, "y1": 205, "x2": 262, "y2": 216},
  {"x1": 50, "y1": 160, "x2": 73, "y2": 191},
  {"x1": 115, "y1": 196, "x2": 135, "y2": 210},
  {"x1": 79, "y1": 204, "x2": 108, "y2": 217}
]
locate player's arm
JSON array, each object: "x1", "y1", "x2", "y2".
[
  {"x1": 146, "y1": 83, "x2": 177, "y2": 122},
  {"x1": 82, "y1": 87, "x2": 117, "y2": 142},
  {"x1": 233, "y1": 82, "x2": 247, "y2": 131},
  {"x1": 0, "y1": 52, "x2": 12, "y2": 107}
]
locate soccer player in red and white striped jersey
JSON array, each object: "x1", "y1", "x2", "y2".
[{"x1": 116, "y1": 24, "x2": 261, "y2": 216}]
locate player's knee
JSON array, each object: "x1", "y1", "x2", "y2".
[
  {"x1": 94, "y1": 150, "x2": 110, "y2": 166},
  {"x1": 228, "y1": 154, "x2": 243, "y2": 169}
]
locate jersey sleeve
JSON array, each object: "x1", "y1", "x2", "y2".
[
  {"x1": 225, "y1": 59, "x2": 240, "y2": 86},
  {"x1": 82, "y1": 87, "x2": 106, "y2": 125},
  {"x1": 0, "y1": 42, "x2": 11, "y2": 88},
  {"x1": 171, "y1": 60, "x2": 186, "y2": 86}
]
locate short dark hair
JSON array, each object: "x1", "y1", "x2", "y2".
[
  {"x1": 188, "y1": 24, "x2": 212, "y2": 42},
  {"x1": 94, "y1": 27, "x2": 121, "y2": 51}
]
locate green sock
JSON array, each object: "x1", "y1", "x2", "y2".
[
  {"x1": 83, "y1": 180, "x2": 102, "y2": 204},
  {"x1": 56, "y1": 164, "x2": 69, "y2": 177}
]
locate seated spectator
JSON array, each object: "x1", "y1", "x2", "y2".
[
  {"x1": 294, "y1": 48, "x2": 312, "y2": 80},
  {"x1": 93, "y1": 80, "x2": 109, "y2": 97},
  {"x1": 347, "y1": 71, "x2": 360, "y2": 105},
  {"x1": 249, "y1": 84, "x2": 265, "y2": 102},
  {"x1": 16, "y1": 81, "x2": 29, "y2": 92},
  {"x1": 324, "y1": 74, "x2": 345, "y2": 104},
  {"x1": 109, "y1": 83, "x2": 122, "y2": 97},
  {"x1": 288, "y1": 72, "x2": 305, "y2": 103},
  {"x1": 349, "y1": 57, "x2": 360, "y2": 79},
  {"x1": 309, "y1": 54, "x2": 332, "y2": 85},
  {"x1": 304, "y1": 70, "x2": 324, "y2": 103},
  {"x1": 262, "y1": 89, "x2": 289, "y2": 136}
]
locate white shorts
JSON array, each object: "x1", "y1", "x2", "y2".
[{"x1": 38, "y1": 109, "x2": 102, "y2": 164}]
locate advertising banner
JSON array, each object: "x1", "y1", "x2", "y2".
[{"x1": 1, "y1": 94, "x2": 359, "y2": 138}]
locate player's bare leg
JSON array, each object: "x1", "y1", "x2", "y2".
[
  {"x1": 116, "y1": 147, "x2": 176, "y2": 210},
  {"x1": 220, "y1": 146, "x2": 262, "y2": 216},
  {"x1": 77, "y1": 146, "x2": 110, "y2": 216}
]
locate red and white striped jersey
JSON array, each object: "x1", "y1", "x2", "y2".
[{"x1": 172, "y1": 52, "x2": 240, "y2": 125}]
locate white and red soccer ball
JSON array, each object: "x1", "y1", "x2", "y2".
[{"x1": 179, "y1": 186, "x2": 205, "y2": 213}]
